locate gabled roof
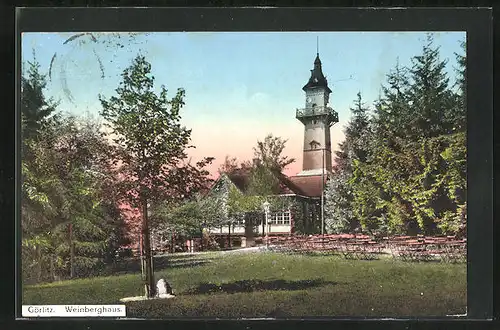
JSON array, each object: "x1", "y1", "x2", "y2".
[
  {"x1": 272, "y1": 170, "x2": 309, "y2": 196},
  {"x1": 288, "y1": 174, "x2": 327, "y2": 198},
  {"x1": 211, "y1": 168, "x2": 311, "y2": 197}
]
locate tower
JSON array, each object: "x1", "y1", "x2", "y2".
[{"x1": 295, "y1": 52, "x2": 339, "y2": 176}]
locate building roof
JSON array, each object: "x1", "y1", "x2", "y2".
[
  {"x1": 226, "y1": 168, "x2": 251, "y2": 191},
  {"x1": 288, "y1": 174, "x2": 327, "y2": 198},
  {"x1": 273, "y1": 171, "x2": 310, "y2": 196},
  {"x1": 302, "y1": 53, "x2": 332, "y2": 93},
  {"x1": 213, "y1": 168, "x2": 325, "y2": 199}
]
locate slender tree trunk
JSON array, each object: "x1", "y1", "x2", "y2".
[
  {"x1": 262, "y1": 214, "x2": 265, "y2": 238},
  {"x1": 244, "y1": 214, "x2": 255, "y2": 247},
  {"x1": 141, "y1": 199, "x2": 156, "y2": 298},
  {"x1": 36, "y1": 246, "x2": 41, "y2": 283},
  {"x1": 69, "y1": 223, "x2": 74, "y2": 278},
  {"x1": 200, "y1": 228, "x2": 204, "y2": 251},
  {"x1": 50, "y1": 254, "x2": 55, "y2": 282}
]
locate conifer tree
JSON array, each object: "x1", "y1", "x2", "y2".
[
  {"x1": 354, "y1": 35, "x2": 466, "y2": 235},
  {"x1": 452, "y1": 39, "x2": 466, "y2": 132},
  {"x1": 325, "y1": 92, "x2": 371, "y2": 233},
  {"x1": 21, "y1": 50, "x2": 59, "y2": 142},
  {"x1": 406, "y1": 34, "x2": 456, "y2": 138}
]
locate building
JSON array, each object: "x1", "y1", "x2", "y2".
[{"x1": 209, "y1": 51, "x2": 339, "y2": 246}]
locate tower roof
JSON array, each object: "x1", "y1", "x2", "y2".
[{"x1": 302, "y1": 53, "x2": 332, "y2": 93}]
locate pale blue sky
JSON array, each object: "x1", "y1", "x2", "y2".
[{"x1": 21, "y1": 31, "x2": 465, "y2": 175}]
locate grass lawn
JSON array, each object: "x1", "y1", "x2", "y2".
[{"x1": 23, "y1": 251, "x2": 466, "y2": 318}]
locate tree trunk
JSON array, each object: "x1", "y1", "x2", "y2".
[
  {"x1": 262, "y1": 214, "x2": 265, "y2": 237},
  {"x1": 244, "y1": 213, "x2": 255, "y2": 247},
  {"x1": 50, "y1": 254, "x2": 55, "y2": 282},
  {"x1": 141, "y1": 199, "x2": 156, "y2": 298},
  {"x1": 69, "y1": 223, "x2": 74, "y2": 278},
  {"x1": 36, "y1": 246, "x2": 41, "y2": 283}
]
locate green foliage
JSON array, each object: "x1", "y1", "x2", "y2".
[
  {"x1": 329, "y1": 35, "x2": 466, "y2": 236},
  {"x1": 21, "y1": 49, "x2": 59, "y2": 141},
  {"x1": 325, "y1": 92, "x2": 371, "y2": 234},
  {"x1": 99, "y1": 54, "x2": 213, "y2": 209},
  {"x1": 21, "y1": 56, "x2": 130, "y2": 283},
  {"x1": 201, "y1": 135, "x2": 297, "y2": 233},
  {"x1": 252, "y1": 134, "x2": 296, "y2": 172}
]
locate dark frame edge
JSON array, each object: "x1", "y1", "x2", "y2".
[{"x1": 466, "y1": 8, "x2": 494, "y2": 321}]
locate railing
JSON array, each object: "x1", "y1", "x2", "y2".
[{"x1": 296, "y1": 106, "x2": 339, "y2": 123}]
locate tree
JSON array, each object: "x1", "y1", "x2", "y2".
[
  {"x1": 21, "y1": 136, "x2": 66, "y2": 283},
  {"x1": 325, "y1": 92, "x2": 371, "y2": 234},
  {"x1": 21, "y1": 54, "x2": 66, "y2": 283},
  {"x1": 232, "y1": 136, "x2": 296, "y2": 239},
  {"x1": 21, "y1": 111, "x2": 131, "y2": 282},
  {"x1": 326, "y1": 35, "x2": 466, "y2": 237},
  {"x1": 373, "y1": 58, "x2": 411, "y2": 143},
  {"x1": 50, "y1": 115, "x2": 130, "y2": 277},
  {"x1": 452, "y1": 39, "x2": 466, "y2": 132},
  {"x1": 349, "y1": 35, "x2": 466, "y2": 236},
  {"x1": 217, "y1": 156, "x2": 240, "y2": 175},
  {"x1": 406, "y1": 34, "x2": 456, "y2": 138},
  {"x1": 99, "y1": 55, "x2": 212, "y2": 297},
  {"x1": 21, "y1": 50, "x2": 59, "y2": 142},
  {"x1": 252, "y1": 134, "x2": 295, "y2": 172}
]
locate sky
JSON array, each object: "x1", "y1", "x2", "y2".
[{"x1": 21, "y1": 31, "x2": 465, "y2": 177}]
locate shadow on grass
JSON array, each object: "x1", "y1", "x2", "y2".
[
  {"x1": 110, "y1": 256, "x2": 213, "y2": 275},
  {"x1": 186, "y1": 279, "x2": 339, "y2": 295}
]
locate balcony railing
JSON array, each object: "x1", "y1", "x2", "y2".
[{"x1": 296, "y1": 106, "x2": 339, "y2": 124}]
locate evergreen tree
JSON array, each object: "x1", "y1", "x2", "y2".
[
  {"x1": 49, "y1": 115, "x2": 130, "y2": 278},
  {"x1": 325, "y1": 92, "x2": 371, "y2": 234},
  {"x1": 451, "y1": 39, "x2": 466, "y2": 132},
  {"x1": 406, "y1": 34, "x2": 456, "y2": 138},
  {"x1": 373, "y1": 58, "x2": 411, "y2": 143},
  {"x1": 21, "y1": 51, "x2": 59, "y2": 142},
  {"x1": 352, "y1": 35, "x2": 466, "y2": 236},
  {"x1": 21, "y1": 54, "x2": 67, "y2": 283}
]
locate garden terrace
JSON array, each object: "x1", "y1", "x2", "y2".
[{"x1": 263, "y1": 234, "x2": 466, "y2": 263}]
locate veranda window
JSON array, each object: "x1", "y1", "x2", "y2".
[{"x1": 269, "y1": 210, "x2": 291, "y2": 225}]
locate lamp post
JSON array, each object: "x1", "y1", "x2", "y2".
[{"x1": 263, "y1": 201, "x2": 270, "y2": 249}]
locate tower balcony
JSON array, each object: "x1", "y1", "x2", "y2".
[{"x1": 296, "y1": 106, "x2": 339, "y2": 125}]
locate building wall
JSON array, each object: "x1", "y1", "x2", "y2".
[
  {"x1": 303, "y1": 149, "x2": 332, "y2": 171},
  {"x1": 302, "y1": 121, "x2": 332, "y2": 171},
  {"x1": 208, "y1": 224, "x2": 291, "y2": 236}
]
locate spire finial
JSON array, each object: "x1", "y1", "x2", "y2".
[{"x1": 316, "y1": 36, "x2": 319, "y2": 55}]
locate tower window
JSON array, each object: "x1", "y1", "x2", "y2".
[
  {"x1": 309, "y1": 140, "x2": 320, "y2": 150},
  {"x1": 313, "y1": 120, "x2": 317, "y2": 124}
]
